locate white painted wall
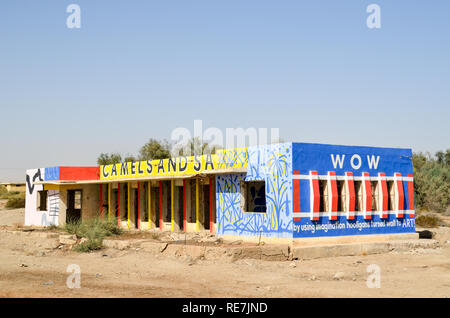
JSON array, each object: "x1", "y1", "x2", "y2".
[{"x1": 25, "y1": 168, "x2": 59, "y2": 226}]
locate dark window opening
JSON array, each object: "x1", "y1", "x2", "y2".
[
  {"x1": 37, "y1": 190, "x2": 48, "y2": 211},
  {"x1": 242, "y1": 181, "x2": 266, "y2": 213}
]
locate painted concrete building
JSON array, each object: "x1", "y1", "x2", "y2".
[
  {"x1": 24, "y1": 142, "x2": 416, "y2": 241},
  {"x1": 1, "y1": 182, "x2": 26, "y2": 193}
]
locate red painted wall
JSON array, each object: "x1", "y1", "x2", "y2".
[{"x1": 59, "y1": 167, "x2": 100, "y2": 181}]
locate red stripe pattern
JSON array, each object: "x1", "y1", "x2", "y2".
[
  {"x1": 362, "y1": 172, "x2": 372, "y2": 220},
  {"x1": 293, "y1": 170, "x2": 301, "y2": 221},
  {"x1": 346, "y1": 172, "x2": 355, "y2": 220},
  {"x1": 378, "y1": 173, "x2": 388, "y2": 218},
  {"x1": 407, "y1": 174, "x2": 415, "y2": 217},
  {"x1": 310, "y1": 171, "x2": 320, "y2": 221},
  {"x1": 328, "y1": 171, "x2": 338, "y2": 220}
]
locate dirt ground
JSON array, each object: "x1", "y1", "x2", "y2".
[{"x1": 0, "y1": 208, "x2": 449, "y2": 298}]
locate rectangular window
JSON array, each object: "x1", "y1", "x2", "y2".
[
  {"x1": 37, "y1": 190, "x2": 48, "y2": 211},
  {"x1": 241, "y1": 181, "x2": 266, "y2": 213}
]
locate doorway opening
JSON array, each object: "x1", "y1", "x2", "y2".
[{"x1": 67, "y1": 189, "x2": 82, "y2": 223}]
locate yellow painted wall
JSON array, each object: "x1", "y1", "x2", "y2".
[{"x1": 100, "y1": 148, "x2": 248, "y2": 181}]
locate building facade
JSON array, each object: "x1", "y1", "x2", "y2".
[{"x1": 24, "y1": 142, "x2": 416, "y2": 241}]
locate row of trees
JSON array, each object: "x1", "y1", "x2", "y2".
[
  {"x1": 97, "y1": 138, "x2": 216, "y2": 165},
  {"x1": 413, "y1": 150, "x2": 450, "y2": 214},
  {"x1": 98, "y1": 141, "x2": 449, "y2": 214}
]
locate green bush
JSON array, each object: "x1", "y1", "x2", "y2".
[
  {"x1": 5, "y1": 197, "x2": 25, "y2": 209},
  {"x1": 413, "y1": 151, "x2": 450, "y2": 213},
  {"x1": 64, "y1": 217, "x2": 123, "y2": 252}
]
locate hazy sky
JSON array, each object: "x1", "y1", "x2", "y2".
[{"x1": 0, "y1": 1, "x2": 449, "y2": 181}]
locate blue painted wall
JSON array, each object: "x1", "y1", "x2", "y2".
[
  {"x1": 216, "y1": 143, "x2": 293, "y2": 238},
  {"x1": 44, "y1": 167, "x2": 60, "y2": 181},
  {"x1": 292, "y1": 143, "x2": 415, "y2": 238}
]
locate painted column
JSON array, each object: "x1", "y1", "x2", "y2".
[
  {"x1": 108, "y1": 183, "x2": 111, "y2": 220},
  {"x1": 196, "y1": 178, "x2": 199, "y2": 232},
  {"x1": 148, "y1": 181, "x2": 151, "y2": 229},
  {"x1": 100, "y1": 184, "x2": 103, "y2": 219},
  {"x1": 183, "y1": 179, "x2": 186, "y2": 232},
  {"x1": 118, "y1": 183, "x2": 121, "y2": 227},
  {"x1": 127, "y1": 182, "x2": 131, "y2": 229},
  {"x1": 159, "y1": 181, "x2": 163, "y2": 230},
  {"x1": 209, "y1": 176, "x2": 214, "y2": 233},
  {"x1": 171, "y1": 180, "x2": 174, "y2": 232},
  {"x1": 137, "y1": 181, "x2": 141, "y2": 229}
]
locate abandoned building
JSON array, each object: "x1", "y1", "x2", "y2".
[
  {"x1": 1, "y1": 182, "x2": 26, "y2": 193},
  {"x1": 24, "y1": 142, "x2": 416, "y2": 241}
]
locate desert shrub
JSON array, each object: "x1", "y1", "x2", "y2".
[
  {"x1": 64, "y1": 217, "x2": 122, "y2": 252},
  {"x1": 0, "y1": 191, "x2": 21, "y2": 200},
  {"x1": 413, "y1": 151, "x2": 450, "y2": 213},
  {"x1": 5, "y1": 197, "x2": 25, "y2": 209},
  {"x1": 415, "y1": 214, "x2": 441, "y2": 228},
  {"x1": 73, "y1": 238, "x2": 103, "y2": 252}
]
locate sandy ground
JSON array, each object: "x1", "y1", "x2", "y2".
[{"x1": 0, "y1": 208, "x2": 449, "y2": 298}]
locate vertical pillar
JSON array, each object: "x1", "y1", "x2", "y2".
[
  {"x1": 171, "y1": 180, "x2": 174, "y2": 232},
  {"x1": 196, "y1": 178, "x2": 199, "y2": 232},
  {"x1": 100, "y1": 184, "x2": 103, "y2": 219},
  {"x1": 148, "y1": 181, "x2": 151, "y2": 229},
  {"x1": 183, "y1": 179, "x2": 186, "y2": 232},
  {"x1": 108, "y1": 183, "x2": 111, "y2": 220},
  {"x1": 209, "y1": 176, "x2": 214, "y2": 233},
  {"x1": 137, "y1": 181, "x2": 141, "y2": 229},
  {"x1": 159, "y1": 180, "x2": 163, "y2": 230},
  {"x1": 127, "y1": 182, "x2": 131, "y2": 229},
  {"x1": 118, "y1": 183, "x2": 121, "y2": 227}
]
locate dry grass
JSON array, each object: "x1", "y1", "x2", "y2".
[{"x1": 415, "y1": 214, "x2": 441, "y2": 228}]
